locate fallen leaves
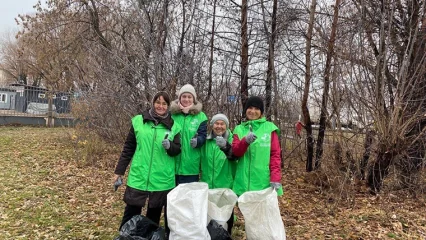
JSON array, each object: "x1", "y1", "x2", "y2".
[
  {"x1": 0, "y1": 127, "x2": 123, "y2": 239},
  {"x1": 1, "y1": 126, "x2": 426, "y2": 239}
]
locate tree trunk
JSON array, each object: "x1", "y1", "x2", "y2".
[
  {"x1": 314, "y1": 0, "x2": 340, "y2": 169},
  {"x1": 399, "y1": 7, "x2": 426, "y2": 189},
  {"x1": 171, "y1": 0, "x2": 188, "y2": 96},
  {"x1": 156, "y1": 0, "x2": 169, "y2": 87},
  {"x1": 86, "y1": 0, "x2": 111, "y2": 50},
  {"x1": 367, "y1": 150, "x2": 392, "y2": 193},
  {"x1": 362, "y1": 0, "x2": 390, "y2": 193},
  {"x1": 47, "y1": 91, "x2": 54, "y2": 127},
  {"x1": 240, "y1": 0, "x2": 249, "y2": 115},
  {"x1": 206, "y1": 0, "x2": 217, "y2": 102},
  {"x1": 360, "y1": 130, "x2": 374, "y2": 180},
  {"x1": 302, "y1": 0, "x2": 316, "y2": 172},
  {"x1": 265, "y1": 0, "x2": 277, "y2": 118}
]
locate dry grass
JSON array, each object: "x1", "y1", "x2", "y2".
[{"x1": 1, "y1": 126, "x2": 426, "y2": 239}]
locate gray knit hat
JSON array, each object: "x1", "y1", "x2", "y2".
[
  {"x1": 178, "y1": 84, "x2": 197, "y2": 102},
  {"x1": 210, "y1": 113, "x2": 229, "y2": 128}
]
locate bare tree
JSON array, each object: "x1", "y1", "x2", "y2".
[
  {"x1": 314, "y1": 0, "x2": 341, "y2": 169},
  {"x1": 335, "y1": 0, "x2": 426, "y2": 192},
  {"x1": 302, "y1": 0, "x2": 317, "y2": 172},
  {"x1": 240, "y1": 0, "x2": 249, "y2": 113},
  {"x1": 263, "y1": 0, "x2": 278, "y2": 117}
]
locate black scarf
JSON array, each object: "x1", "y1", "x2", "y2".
[
  {"x1": 142, "y1": 109, "x2": 173, "y2": 129},
  {"x1": 149, "y1": 108, "x2": 169, "y2": 123}
]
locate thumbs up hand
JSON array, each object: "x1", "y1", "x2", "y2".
[
  {"x1": 190, "y1": 133, "x2": 198, "y2": 148},
  {"x1": 162, "y1": 139, "x2": 171, "y2": 149},
  {"x1": 245, "y1": 125, "x2": 257, "y2": 144},
  {"x1": 162, "y1": 134, "x2": 170, "y2": 150},
  {"x1": 215, "y1": 136, "x2": 227, "y2": 148}
]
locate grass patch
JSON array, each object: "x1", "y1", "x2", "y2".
[{"x1": 1, "y1": 126, "x2": 426, "y2": 239}]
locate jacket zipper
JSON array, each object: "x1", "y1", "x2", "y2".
[
  {"x1": 212, "y1": 143, "x2": 215, "y2": 188},
  {"x1": 248, "y1": 125, "x2": 252, "y2": 191},
  {"x1": 178, "y1": 116, "x2": 187, "y2": 174},
  {"x1": 147, "y1": 126, "x2": 156, "y2": 189}
]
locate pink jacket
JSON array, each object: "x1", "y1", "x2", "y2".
[{"x1": 232, "y1": 131, "x2": 282, "y2": 182}]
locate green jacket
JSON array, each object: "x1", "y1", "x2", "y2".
[
  {"x1": 232, "y1": 117, "x2": 279, "y2": 196},
  {"x1": 127, "y1": 115, "x2": 181, "y2": 191},
  {"x1": 172, "y1": 111, "x2": 208, "y2": 175},
  {"x1": 200, "y1": 130, "x2": 237, "y2": 189}
]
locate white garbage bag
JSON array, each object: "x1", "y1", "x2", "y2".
[
  {"x1": 207, "y1": 188, "x2": 238, "y2": 230},
  {"x1": 167, "y1": 182, "x2": 211, "y2": 240},
  {"x1": 238, "y1": 187, "x2": 286, "y2": 240}
]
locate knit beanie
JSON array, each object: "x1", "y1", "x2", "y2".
[
  {"x1": 178, "y1": 84, "x2": 197, "y2": 102},
  {"x1": 244, "y1": 96, "x2": 264, "y2": 114},
  {"x1": 210, "y1": 113, "x2": 229, "y2": 128}
]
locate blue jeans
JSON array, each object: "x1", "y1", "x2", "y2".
[{"x1": 175, "y1": 174, "x2": 199, "y2": 185}]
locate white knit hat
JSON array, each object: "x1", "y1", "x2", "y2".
[
  {"x1": 178, "y1": 84, "x2": 197, "y2": 102},
  {"x1": 210, "y1": 113, "x2": 229, "y2": 128}
]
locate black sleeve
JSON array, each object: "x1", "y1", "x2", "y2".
[
  {"x1": 220, "y1": 142, "x2": 238, "y2": 161},
  {"x1": 114, "y1": 126, "x2": 136, "y2": 175},
  {"x1": 195, "y1": 120, "x2": 208, "y2": 148},
  {"x1": 166, "y1": 133, "x2": 181, "y2": 156}
]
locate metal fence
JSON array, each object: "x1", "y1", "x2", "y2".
[{"x1": 0, "y1": 84, "x2": 73, "y2": 118}]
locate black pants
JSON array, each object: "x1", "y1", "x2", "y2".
[
  {"x1": 119, "y1": 204, "x2": 170, "y2": 235},
  {"x1": 175, "y1": 174, "x2": 199, "y2": 185}
]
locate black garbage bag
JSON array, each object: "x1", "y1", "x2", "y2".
[
  {"x1": 115, "y1": 215, "x2": 165, "y2": 240},
  {"x1": 207, "y1": 219, "x2": 232, "y2": 240}
]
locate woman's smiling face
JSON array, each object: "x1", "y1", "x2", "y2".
[
  {"x1": 154, "y1": 96, "x2": 168, "y2": 115},
  {"x1": 180, "y1": 93, "x2": 194, "y2": 107},
  {"x1": 246, "y1": 106, "x2": 262, "y2": 120},
  {"x1": 212, "y1": 120, "x2": 227, "y2": 136}
]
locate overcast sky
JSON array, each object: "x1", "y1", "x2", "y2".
[{"x1": 0, "y1": 0, "x2": 39, "y2": 34}]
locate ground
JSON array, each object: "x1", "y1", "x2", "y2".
[{"x1": 0, "y1": 126, "x2": 425, "y2": 239}]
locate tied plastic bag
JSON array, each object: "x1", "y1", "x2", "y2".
[
  {"x1": 207, "y1": 219, "x2": 232, "y2": 240},
  {"x1": 207, "y1": 188, "x2": 238, "y2": 230},
  {"x1": 167, "y1": 182, "x2": 211, "y2": 240},
  {"x1": 238, "y1": 187, "x2": 286, "y2": 240},
  {"x1": 115, "y1": 215, "x2": 165, "y2": 240}
]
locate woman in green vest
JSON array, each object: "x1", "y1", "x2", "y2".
[
  {"x1": 170, "y1": 84, "x2": 208, "y2": 184},
  {"x1": 113, "y1": 91, "x2": 181, "y2": 233},
  {"x1": 200, "y1": 113, "x2": 237, "y2": 234},
  {"x1": 232, "y1": 96, "x2": 283, "y2": 196}
]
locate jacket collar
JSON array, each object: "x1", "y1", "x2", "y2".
[
  {"x1": 207, "y1": 129, "x2": 230, "y2": 140},
  {"x1": 169, "y1": 99, "x2": 203, "y2": 115},
  {"x1": 241, "y1": 117, "x2": 267, "y2": 131},
  {"x1": 141, "y1": 109, "x2": 174, "y2": 129}
]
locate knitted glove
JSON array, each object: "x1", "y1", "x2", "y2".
[
  {"x1": 190, "y1": 137, "x2": 198, "y2": 148},
  {"x1": 114, "y1": 176, "x2": 123, "y2": 191},
  {"x1": 270, "y1": 182, "x2": 282, "y2": 191},
  {"x1": 162, "y1": 139, "x2": 171, "y2": 150},
  {"x1": 215, "y1": 136, "x2": 227, "y2": 148},
  {"x1": 245, "y1": 132, "x2": 257, "y2": 144}
]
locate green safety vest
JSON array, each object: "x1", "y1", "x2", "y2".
[
  {"x1": 172, "y1": 112, "x2": 208, "y2": 175},
  {"x1": 232, "y1": 117, "x2": 279, "y2": 196},
  {"x1": 127, "y1": 115, "x2": 180, "y2": 191},
  {"x1": 200, "y1": 130, "x2": 237, "y2": 189}
]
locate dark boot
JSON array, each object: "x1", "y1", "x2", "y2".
[
  {"x1": 146, "y1": 207, "x2": 162, "y2": 225},
  {"x1": 119, "y1": 204, "x2": 142, "y2": 230}
]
